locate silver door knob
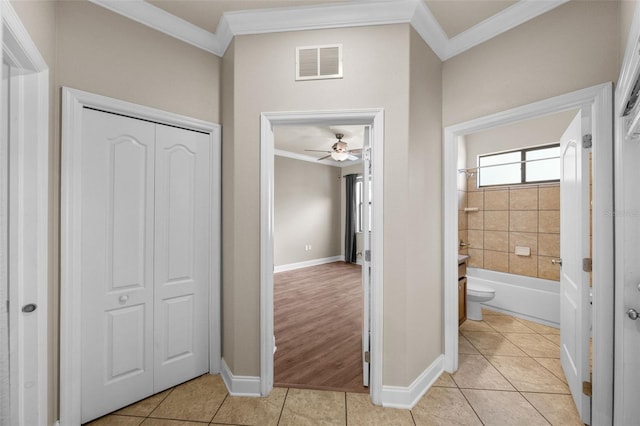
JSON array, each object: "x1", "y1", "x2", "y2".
[
  {"x1": 627, "y1": 309, "x2": 639, "y2": 320},
  {"x1": 551, "y1": 258, "x2": 563, "y2": 266},
  {"x1": 119, "y1": 295, "x2": 129, "y2": 304}
]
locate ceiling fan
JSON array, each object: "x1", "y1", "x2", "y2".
[{"x1": 305, "y1": 133, "x2": 361, "y2": 161}]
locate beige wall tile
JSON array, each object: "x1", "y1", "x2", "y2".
[
  {"x1": 484, "y1": 250, "x2": 509, "y2": 273},
  {"x1": 509, "y1": 211, "x2": 537, "y2": 232},
  {"x1": 538, "y1": 256, "x2": 560, "y2": 281},
  {"x1": 509, "y1": 253, "x2": 537, "y2": 277},
  {"x1": 468, "y1": 249, "x2": 483, "y2": 268},
  {"x1": 538, "y1": 233, "x2": 560, "y2": 257},
  {"x1": 467, "y1": 230, "x2": 484, "y2": 249},
  {"x1": 484, "y1": 190, "x2": 509, "y2": 210},
  {"x1": 467, "y1": 211, "x2": 484, "y2": 230},
  {"x1": 539, "y1": 210, "x2": 560, "y2": 233},
  {"x1": 485, "y1": 211, "x2": 509, "y2": 231},
  {"x1": 509, "y1": 232, "x2": 538, "y2": 255},
  {"x1": 510, "y1": 187, "x2": 538, "y2": 210},
  {"x1": 458, "y1": 211, "x2": 468, "y2": 231},
  {"x1": 538, "y1": 185, "x2": 560, "y2": 210},
  {"x1": 484, "y1": 231, "x2": 508, "y2": 252},
  {"x1": 467, "y1": 191, "x2": 484, "y2": 210}
]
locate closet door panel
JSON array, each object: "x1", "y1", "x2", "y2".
[
  {"x1": 154, "y1": 125, "x2": 210, "y2": 391},
  {"x1": 81, "y1": 109, "x2": 156, "y2": 423}
]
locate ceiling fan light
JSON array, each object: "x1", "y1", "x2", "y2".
[{"x1": 331, "y1": 151, "x2": 349, "y2": 161}]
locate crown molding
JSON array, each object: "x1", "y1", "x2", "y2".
[
  {"x1": 410, "y1": 0, "x2": 448, "y2": 60},
  {"x1": 88, "y1": 0, "x2": 222, "y2": 55},
  {"x1": 223, "y1": 0, "x2": 416, "y2": 36},
  {"x1": 90, "y1": 0, "x2": 568, "y2": 61},
  {"x1": 2, "y1": 0, "x2": 48, "y2": 71},
  {"x1": 275, "y1": 149, "x2": 361, "y2": 168},
  {"x1": 444, "y1": 0, "x2": 570, "y2": 59}
]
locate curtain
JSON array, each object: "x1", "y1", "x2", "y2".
[{"x1": 344, "y1": 174, "x2": 358, "y2": 263}]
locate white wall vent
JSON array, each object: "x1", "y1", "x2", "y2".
[{"x1": 296, "y1": 44, "x2": 343, "y2": 81}]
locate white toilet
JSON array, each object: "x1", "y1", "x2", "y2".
[{"x1": 466, "y1": 282, "x2": 496, "y2": 321}]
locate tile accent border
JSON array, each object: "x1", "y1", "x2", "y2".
[{"x1": 380, "y1": 355, "x2": 444, "y2": 409}]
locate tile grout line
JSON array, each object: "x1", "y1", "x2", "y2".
[{"x1": 275, "y1": 388, "x2": 289, "y2": 425}]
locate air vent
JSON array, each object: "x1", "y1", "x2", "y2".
[{"x1": 296, "y1": 44, "x2": 343, "y2": 81}]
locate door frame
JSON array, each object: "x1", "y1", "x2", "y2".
[
  {"x1": 59, "y1": 88, "x2": 221, "y2": 426},
  {"x1": 259, "y1": 109, "x2": 384, "y2": 404},
  {"x1": 443, "y1": 83, "x2": 613, "y2": 424},
  {"x1": 1, "y1": 3, "x2": 50, "y2": 425}
]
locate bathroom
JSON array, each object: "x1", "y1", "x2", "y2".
[{"x1": 456, "y1": 109, "x2": 588, "y2": 326}]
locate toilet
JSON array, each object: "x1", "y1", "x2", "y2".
[{"x1": 466, "y1": 282, "x2": 496, "y2": 321}]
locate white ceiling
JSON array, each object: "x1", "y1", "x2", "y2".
[
  {"x1": 274, "y1": 125, "x2": 364, "y2": 165},
  {"x1": 147, "y1": 0, "x2": 518, "y2": 38}
]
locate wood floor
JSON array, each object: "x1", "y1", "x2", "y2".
[{"x1": 274, "y1": 261, "x2": 368, "y2": 393}]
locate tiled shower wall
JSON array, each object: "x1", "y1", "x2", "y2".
[{"x1": 458, "y1": 171, "x2": 561, "y2": 281}]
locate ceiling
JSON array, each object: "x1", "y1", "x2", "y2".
[
  {"x1": 146, "y1": 0, "x2": 517, "y2": 38},
  {"x1": 274, "y1": 125, "x2": 364, "y2": 165}
]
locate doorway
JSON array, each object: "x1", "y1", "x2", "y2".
[
  {"x1": 272, "y1": 124, "x2": 366, "y2": 392},
  {"x1": 443, "y1": 83, "x2": 613, "y2": 424},
  {"x1": 259, "y1": 109, "x2": 384, "y2": 405}
]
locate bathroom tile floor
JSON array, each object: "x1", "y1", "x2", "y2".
[{"x1": 88, "y1": 309, "x2": 583, "y2": 426}]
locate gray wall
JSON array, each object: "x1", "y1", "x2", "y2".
[{"x1": 274, "y1": 156, "x2": 341, "y2": 266}]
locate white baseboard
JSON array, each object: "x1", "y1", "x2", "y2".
[
  {"x1": 380, "y1": 355, "x2": 444, "y2": 409},
  {"x1": 274, "y1": 255, "x2": 344, "y2": 273},
  {"x1": 220, "y1": 358, "x2": 261, "y2": 397}
]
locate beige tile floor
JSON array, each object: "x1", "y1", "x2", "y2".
[{"x1": 87, "y1": 309, "x2": 583, "y2": 426}]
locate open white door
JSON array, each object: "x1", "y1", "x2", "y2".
[
  {"x1": 559, "y1": 111, "x2": 591, "y2": 424},
  {"x1": 361, "y1": 126, "x2": 371, "y2": 387}
]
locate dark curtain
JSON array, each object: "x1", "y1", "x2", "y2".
[{"x1": 344, "y1": 174, "x2": 358, "y2": 263}]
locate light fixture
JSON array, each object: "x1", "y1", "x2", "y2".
[{"x1": 331, "y1": 151, "x2": 349, "y2": 161}]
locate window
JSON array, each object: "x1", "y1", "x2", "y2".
[
  {"x1": 355, "y1": 177, "x2": 371, "y2": 232},
  {"x1": 477, "y1": 144, "x2": 560, "y2": 187}
]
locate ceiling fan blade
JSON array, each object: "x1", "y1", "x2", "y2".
[
  {"x1": 304, "y1": 149, "x2": 331, "y2": 153},
  {"x1": 349, "y1": 148, "x2": 362, "y2": 154},
  {"x1": 347, "y1": 154, "x2": 359, "y2": 161},
  {"x1": 317, "y1": 154, "x2": 332, "y2": 161}
]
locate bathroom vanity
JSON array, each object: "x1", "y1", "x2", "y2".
[{"x1": 458, "y1": 255, "x2": 469, "y2": 325}]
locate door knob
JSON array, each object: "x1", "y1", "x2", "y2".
[
  {"x1": 551, "y1": 258, "x2": 563, "y2": 266},
  {"x1": 627, "y1": 308, "x2": 639, "y2": 320},
  {"x1": 119, "y1": 295, "x2": 129, "y2": 304}
]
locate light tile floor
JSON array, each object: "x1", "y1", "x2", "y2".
[{"x1": 88, "y1": 309, "x2": 583, "y2": 426}]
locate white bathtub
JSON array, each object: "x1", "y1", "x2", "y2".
[{"x1": 467, "y1": 267, "x2": 560, "y2": 327}]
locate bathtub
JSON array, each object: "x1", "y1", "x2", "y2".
[{"x1": 467, "y1": 267, "x2": 560, "y2": 327}]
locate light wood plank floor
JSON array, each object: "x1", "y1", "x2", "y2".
[{"x1": 274, "y1": 261, "x2": 368, "y2": 393}]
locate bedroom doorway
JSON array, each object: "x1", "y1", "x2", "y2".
[
  {"x1": 271, "y1": 125, "x2": 366, "y2": 392},
  {"x1": 259, "y1": 109, "x2": 384, "y2": 405}
]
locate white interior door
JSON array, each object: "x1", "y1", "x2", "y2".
[
  {"x1": 616, "y1": 113, "x2": 640, "y2": 424},
  {"x1": 559, "y1": 111, "x2": 591, "y2": 424},
  {"x1": 361, "y1": 126, "x2": 371, "y2": 387},
  {"x1": 81, "y1": 110, "x2": 156, "y2": 422},
  {"x1": 153, "y1": 125, "x2": 210, "y2": 391}
]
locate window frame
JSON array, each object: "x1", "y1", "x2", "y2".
[{"x1": 477, "y1": 143, "x2": 560, "y2": 188}]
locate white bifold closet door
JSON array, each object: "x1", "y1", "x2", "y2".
[{"x1": 80, "y1": 109, "x2": 210, "y2": 423}]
